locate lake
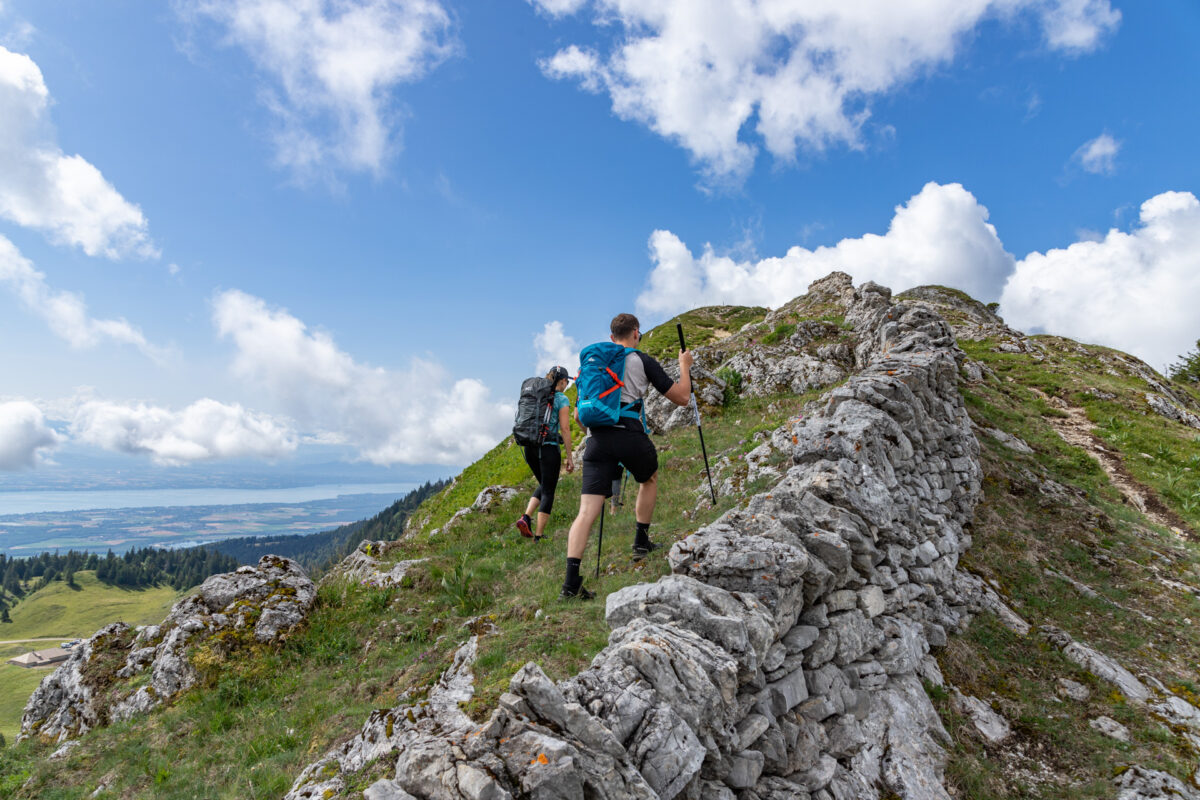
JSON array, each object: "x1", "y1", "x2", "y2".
[{"x1": 0, "y1": 483, "x2": 419, "y2": 516}]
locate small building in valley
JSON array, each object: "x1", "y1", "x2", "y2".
[{"x1": 7, "y1": 647, "x2": 70, "y2": 668}]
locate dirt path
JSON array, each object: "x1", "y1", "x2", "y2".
[
  {"x1": 1035, "y1": 390, "x2": 1194, "y2": 537},
  {"x1": 0, "y1": 638, "x2": 66, "y2": 646}
]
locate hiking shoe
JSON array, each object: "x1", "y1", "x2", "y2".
[
  {"x1": 632, "y1": 541, "x2": 662, "y2": 560},
  {"x1": 559, "y1": 584, "x2": 595, "y2": 601},
  {"x1": 515, "y1": 515, "x2": 533, "y2": 538}
]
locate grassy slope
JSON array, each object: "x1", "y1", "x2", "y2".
[
  {"x1": 932, "y1": 335, "x2": 1200, "y2": 798},
  {"x1": 3, "y1": 297, "x2": 1197, "y2": 798},
  {"x1": 0, "y1": 572, "x2": 180, "y2": 744},
  {"x1": 0, "y1": 647, "x2": 46, "y2": 746},
  {"x1": 0, "y1": 309, "x2": 805, "y2": 799},
  {"x1": 1, "y1": 572, "x2": 180, "y2": 642}
]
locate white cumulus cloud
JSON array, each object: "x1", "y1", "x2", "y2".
[
  {"x1": 1073, "y1": 132, "x2": 1120, "y2": 175},
  {"x1": 534, "y1": 321, "x2": 579, "y2": 376},
  {"x1": 177, "y1": 0, "x2": 457, "y2": 179},
  {"x1": 0, "y1": 234, "x2": 170, "y2": 361},
  {"x1": 1002, "y1": 190, "x2": 1200, "y2": 371},
  {"x1": 0, "y1": 46, "x2": 155, "y2": 258},
  {"x1": 1040, "y1": 0, "x2": 1122, "y2": 52},
  {"x1": 212, "y1": 289, "x2": 512, "y2": 465},
  {"x1": 537, "y1": 0, "x2": 1120, "y2": 184},
  {"x1": 636, "y1": 182, "x2": 1014, "y2": 318},
  {"x1": 70, "y1": 397, "x2": 298, "y2": 466},
  {"x1": 0, "y1": 400, "x2": 62, "y2": 470}
]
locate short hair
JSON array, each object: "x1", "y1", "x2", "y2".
[{"x1": 611, "y1": 313, "x2": 640, "y2": 339}]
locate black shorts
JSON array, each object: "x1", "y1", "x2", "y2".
[{"x1": 581, "y1": 425, "x2": 658, "y2": 496}]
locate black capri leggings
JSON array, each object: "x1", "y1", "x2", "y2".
[{"x1": 522, "y1": 443, "x2": 562, "y2": 515}]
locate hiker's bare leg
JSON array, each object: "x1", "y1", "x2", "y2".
[
  {"x1": 524, "y1": 497, "x2": 540, "y2": 518},
  {"x1": 536, "y1": 512, "x2": 551, "y2": 537},
  {"x1": 635, "y1": 471, "x2": 658, "y2": 526},
  {"x1": 567, "y1": 495, "x2": 605, "y2": 559}
]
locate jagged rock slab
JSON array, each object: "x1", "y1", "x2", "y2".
[
  {"x1": 949, "y1": 689, "x2": 1011, "y2": 744},
  {"x1": 336, "y1": 540, "x2": 427, "y2": 588},
  {"x1": 1116, "y1": 766, "x2": 1200, "y2": 800},
  {"x1": 1145, "y1": 393, "x2": 1200, "y2": 430},
  {"x1": 1040, "y1": 626, "x2": 1152, "y2": 704},
  {"x1": 19, "y1": 556, "x2": 315, "y2": 744}
]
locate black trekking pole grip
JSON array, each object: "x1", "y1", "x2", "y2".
[{"x1": 676, "y1": 323, "x2": 686, "y2": 352}]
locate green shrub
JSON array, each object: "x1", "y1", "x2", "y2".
[
  {"x1": 715, "y1": 368, "x2": 743, "y2": 406},
  {"x1": 761, "y1": 323, "x2": 796, "y2": 346}
]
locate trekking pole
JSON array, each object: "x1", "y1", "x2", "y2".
[
  {"x1": 677, "y1": 324, "x2": 718, "y2": 505},
  {"x1": 595, "y1": 499, "x2": 605, "y2": 579}
]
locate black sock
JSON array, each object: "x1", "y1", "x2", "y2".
[
  {"x1": 634, "y1": 522, "x2": 651, "y2": 548},
  {"x1": 564, "y1": 557, "x2": 582, "y2": 592},
  {"x1": 522, "y1": 513, "x2": 532, "y2": 525}
]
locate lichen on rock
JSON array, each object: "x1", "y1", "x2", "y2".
[{"x1": 19, "y1": 555, "x2": 316, "y2": 744}]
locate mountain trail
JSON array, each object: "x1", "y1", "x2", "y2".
[{"x1": 1034, "y1": 389, "x2": 1196, "y2": 540}]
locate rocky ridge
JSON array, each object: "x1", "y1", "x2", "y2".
[
  {"x1": 283, "y1": 275, "x2": 1020, "y2": 799},
  {"x1": 12, "y1": 274, "x2": 1199, "y2": 798},
  {"x1": 17, "y1": 555, "x2": 316, "y2": 745}
]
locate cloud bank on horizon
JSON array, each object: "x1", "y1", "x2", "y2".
[
  {"x1": 212, "y1": 289, "x2": 512, "y2": 466},
  {"x1": 70, "y1": 397, "x2": 297, "y2": 466},
  {"x1": 537, "y1": 0, "x2": 1120, "y2": 185},
  {"x1": 634, "y1": 182, "x2": 1200, "y2": 371}
]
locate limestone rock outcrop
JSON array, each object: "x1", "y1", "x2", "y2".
[
  {"x1": 19, "y1": 555, "x2": 315, "y2": 744},
  {"x1": 335, "y1": 539, "x2": 427, "y2": 588},
  {"x1": 287, "y1": 275, "x2": 997, "y2": 800}
]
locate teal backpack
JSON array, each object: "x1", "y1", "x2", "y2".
[{"x1": 576, "y1": 343, "x2": 646, "y2": 430}]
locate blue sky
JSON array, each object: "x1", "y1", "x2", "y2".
[{"x1": 0, "y1": 0, "x2": 1198, "y2": 481}]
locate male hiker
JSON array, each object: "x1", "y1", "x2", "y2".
[{"x1": 560, "y1": 313, "x2": 694, "y2": 600}]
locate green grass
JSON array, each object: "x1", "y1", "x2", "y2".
[
  {"x1": 0, "y1": 661, "x2": 49, "y2": 744},
  {"x1": 0, "y1": 366, "x2": 811, "y2": 799},
  {"x1": 1, "y1": 572, "x2": 180, "y2": 642},
  {"x1": 938, "y1": 331, "x2": 1200, "y2": 796},
  {"x1": 0, "y1": 572, "x2": 179, "y2": 745},
  {"x1": 638, "y1": 305, "x2": 768, "y2": 361}
]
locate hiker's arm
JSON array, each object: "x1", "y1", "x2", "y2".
[
  {"x1": 663, "y1": 350, "x2": 693, "y2": 406},
  {"x1": 559, "y1": 405, "x2": 574, "y2": 471}
]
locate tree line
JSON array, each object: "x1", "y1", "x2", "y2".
[{"x1": 0, "y1": 546, "x2": 240, "y2": 621}]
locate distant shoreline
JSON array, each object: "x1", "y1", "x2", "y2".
[{"x1": 0, "y1": 482, "x2": 419, "y2": 517}]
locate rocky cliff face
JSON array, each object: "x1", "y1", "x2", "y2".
[
  {"x1": 281, "y1": 275, "x2": 1022, "y2": 800},
  {"x1": 18, "y1": 555, "x2": 315, "y2": 745}
]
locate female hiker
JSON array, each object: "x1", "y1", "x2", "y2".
[{"x1": 515, "y1": 366, "x2": 574, "y2": 541}]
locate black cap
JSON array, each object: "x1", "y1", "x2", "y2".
[{"x1": 550, "y1": 366, "x2": 570, "y2": 384}]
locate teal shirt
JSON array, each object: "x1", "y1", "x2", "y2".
[{"x1": 545, "y1": 392, "x2": 570, "y2": 444}]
